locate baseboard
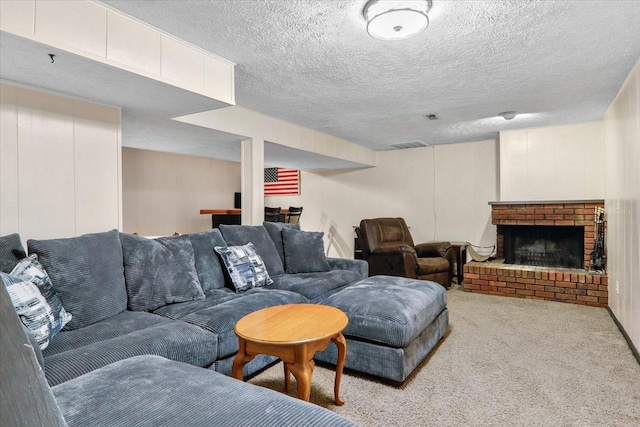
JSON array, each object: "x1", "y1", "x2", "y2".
[{"x1": 607, "y1": 307, "x2": 640, "y2": 367}]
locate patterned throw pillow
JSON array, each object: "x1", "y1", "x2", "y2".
[
  {"x1": 214, "y1": 243, "x2": 273, "y2": 293},
  {"x1": 1, "y1": 254, "x2": 72, "y2": 349}
]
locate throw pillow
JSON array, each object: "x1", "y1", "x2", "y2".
[
  {"x1": 263, "y1": 222, "x2": 301, "y2": 266},
  {"x1": 1, "y1": 254, "x2": 72, "y2": 350},
  {"x1": 27, "y1": 230, "x2": 127, "y2": 330},
  {"x1": 0, "y1": 233, "x2": 27, "y2": 273},
  {"x1": 282, "y1": 228, "x2": 330, "y2": 274},
  {"x1": 214, "y1": 243, "x2": 273, "y2": 293},
  {"x1": 219, "y1": 225, "x2": 285, "y2": 276},
  {"x1": 187, "y1": 229, "x2": 227, "y2": 292},
  {"x1": 121, "y1": 233, "x2": 205, "y2": 312}
]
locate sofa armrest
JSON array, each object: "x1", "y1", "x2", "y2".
[
  {"x1": 327, "y1": 257, "x2": 369, "y2": 280},
  {"x1": 415, "y1": 242, "x2": 451, "y2": 258}
]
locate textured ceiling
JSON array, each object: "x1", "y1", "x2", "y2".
[
  {"x1": 101, "y1": 0, "x2": 640, "y2": 150},
  {"x1": 0, "y1": 31, "x2": 368, "y2": 169}
]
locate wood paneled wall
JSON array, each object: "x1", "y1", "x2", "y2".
[
  {"x1": 499, "y1": 122, "x2": 604, "y2": 201},
  {"x1": 603, "y1": 58, "x2": 640, "y2": 351},
  {"x1": 122, "y1": 148, "x2": 241, "y2": 235},
  {"x1": 0, "y1": 83, "x2": 121, "y2": 240}
]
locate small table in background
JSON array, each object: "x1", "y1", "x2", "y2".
[
  {"x1": 232, "y1": 304, "x2": 348, "y2": 405},
  {"x1": 448, "y1": 241, "x2": 469, "y2": 284}
]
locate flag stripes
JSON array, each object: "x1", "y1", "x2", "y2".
[{"x1": 264, "y1": 167, "x2": 299, "y2": 196}]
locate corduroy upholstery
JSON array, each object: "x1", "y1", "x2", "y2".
[
  {"x1": 1, "y1": 280, "x2": 357, "y2": 427},
  {"x1": 187, "y1": 229, "x2": 228, "y2": 291},
  {"x1": 262, "y1": 221, "x2": 300, "y2": 263},
  {"x1": 27, "y1": 230, "x2": 128, "y2": 330},
  {"x1": 359, "y1": 217, "x2": 455, "y2": 288},
  {"x1": 43, "y1": 315, "x2": 217, "y2": 386},
  {"x1": 155, "y1": 287, "x2": 307, "y2": 359},
  {"x1": 52, "y1": 355, "x2": 357, "y2": 427},
  {"x1": 4, "y1": 222, "x2": 450, "y2": 425},
  {"x1": 121, "y1": 233, "x2": 205, "y2": 312},
  {"x1": 219, "y1": 224, "x2": 285, "y2": 276},
  {"x1": 269, "y1": 270, "x2": 361, "y2": 302},
  {"x1": 0, "y1": 232, "x2": 26, "y2": 273},
  {"x1": 317, "y1": 275, "x2": 449, "y2": 382},
  {"x1": 322, "y1": 276, "x2": 447, "y2": 347}
]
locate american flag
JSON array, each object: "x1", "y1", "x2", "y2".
[{"x1": 264, "y1": 167, "x2": 300, "y2": 196}]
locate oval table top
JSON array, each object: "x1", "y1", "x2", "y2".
[{"x1": 235, "y1": 304, "x2": 348, "y2": 345}]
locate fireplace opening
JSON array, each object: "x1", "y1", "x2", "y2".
[{"x1": 503, "y1": 226, "x2": 584, "y2": 269}]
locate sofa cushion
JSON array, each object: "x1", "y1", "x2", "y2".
[
  {"x1": 322, "y1": 275, "x2": 447, "y2": 348},
  {"x1": 43, "y1": 311, "x2": 217, "y2": 386},
  {"x1": 121, "y1": 233, "x2": 205, "y2": 312},
  {"x1": 269, "y1": 270, "x2": 361, "y2": 303},
  {"x1": 282, "y1": 228, "x2": 330, "y2": 273},
  {"x1": 219, "y1": 224, "x2": 285, "y2": 276},
  {"x1": 263, "y1": 221, "x2": 300, "y2": 264},
  {"x1": 43, "y1": 310, "x2": 178, "y2": 357},
  {"x1": 417, "y1": 257, "x2": 450, "y2": 275},
  {"x1": 187, "y1": 229, "x2": 227, "y2": 291},
  {"x1": 52, "y1": 355, "x2": 357, "y2": 427},
  {"x1": 156, "y1": 288, "x2": 307, "y2": 359},
  {"x1": 28, "y1": 230, "x2": 127, "y2": 330},
  {"x1": 0, "y1": 233, "x2": 26, "y2": 273},
  {"x1": 2, "y1": 255, "x2": 72, "y2": 349},
  {"x1": 215, "y1": 243, "x2": 273, "y2": 292}
]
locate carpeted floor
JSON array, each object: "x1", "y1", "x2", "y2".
[{"x1": 249, "y1": 285, "x2": 640, "y2": 426}]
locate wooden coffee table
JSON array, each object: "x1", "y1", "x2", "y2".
[{"x1": 232, "y1": 304, "x2": 348, "y2": 405}]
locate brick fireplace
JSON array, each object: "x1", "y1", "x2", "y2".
[{"x1": 463, "y1": 200, "x2": 608, "y2": 307}]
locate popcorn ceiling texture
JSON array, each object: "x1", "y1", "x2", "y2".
[{"x1": 103, "y1": 0, "x2": 640, "y2": 150}]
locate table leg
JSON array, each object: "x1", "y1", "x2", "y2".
[
  {"x1": 332, "y1": 333, "x2": 347, "y2": 406},
  {"x1": 232, "y1": 339, "x2": 254, "y2": 381},
  {"x1": 283, "y1": 362, "x2": 291, "y2": 392},
  {"x1": 288, "y1": 345, "x2": 314, "y2": 401}
]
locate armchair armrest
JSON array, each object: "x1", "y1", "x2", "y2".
[
  {"x1": 415, "y1": 242, "x2": 451, "y2": 258},
  {"x1": 327, "y1": 257, "x2": 369, "y2": 280}
]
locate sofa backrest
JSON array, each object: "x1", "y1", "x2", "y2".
[
  {"x1": 0, "y1": 281, "x2": 69, "y2": 427},
  {"x1": 0, "y1": 233, "x2": 27, "y2": 273},
  {"x1": 359, "y1": 217, "x2": 415, "y2": 253},
  {"x1": 28, "y1": 230, "x2": 127, "y2": 330}
]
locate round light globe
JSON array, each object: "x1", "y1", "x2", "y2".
[{"x1": 367, "y1": 9, "x2": 429, "y2": 41}]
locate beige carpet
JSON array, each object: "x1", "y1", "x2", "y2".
[{"x1": 249, "y1": 285, "x2": 640, "y2": 426}]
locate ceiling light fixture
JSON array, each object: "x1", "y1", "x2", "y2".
[
  {"x1": 498, "y1": 111, "x2": 518, "y2": 120},
  {"x1": 363, "y1": 0, "x2": 432, "y2": 41}
]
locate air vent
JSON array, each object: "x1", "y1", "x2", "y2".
[
  {"x1": 388, "y1": 141, "x2": 428, "y2": 150},
  {"x1": 424, "y1": 114, "x2": 439, "y2": 120}
]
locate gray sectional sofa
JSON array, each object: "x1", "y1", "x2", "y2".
[{"x1": 1, "y1": 221, "x2": 449, "y2": 426}]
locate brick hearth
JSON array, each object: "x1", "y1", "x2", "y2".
[
  {"x1": 463, "y1": 200, "x2": 608, "y2": 307},
  {"x1": 463, "y1": 261, "x2": 608, "y2": 307}
]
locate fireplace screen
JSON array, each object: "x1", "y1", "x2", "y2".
[{"x1": 503, "y1": 226, "x2": 584, "y2": 269}]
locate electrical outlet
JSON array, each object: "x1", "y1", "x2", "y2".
[
  {"x1": 616, "y1": 199, "x2": 620, "y2": 212},
  {"x1": 616, "y1": 281, "x2": 620, "y2": 295}
]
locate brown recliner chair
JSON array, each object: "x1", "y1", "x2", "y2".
[{"x1": 358, "y1": 217, "x2": 455, "y2": 288}]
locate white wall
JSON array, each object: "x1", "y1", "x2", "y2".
[
  {"x1": 122, "y1": 148, "x2": 241, "y2": 235},
  {"x1": 500, "y1": 122, "x2": 604, "y2": 201},
  {"x1": 603, "y1": 59, "x2": 640, "y2": 351},
  {"x1": 268, "y1": 139, "x2": 499, "y2": 259},
  {"x1": 0, "y1": 82, "x2": 121, "y2": 240}
]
